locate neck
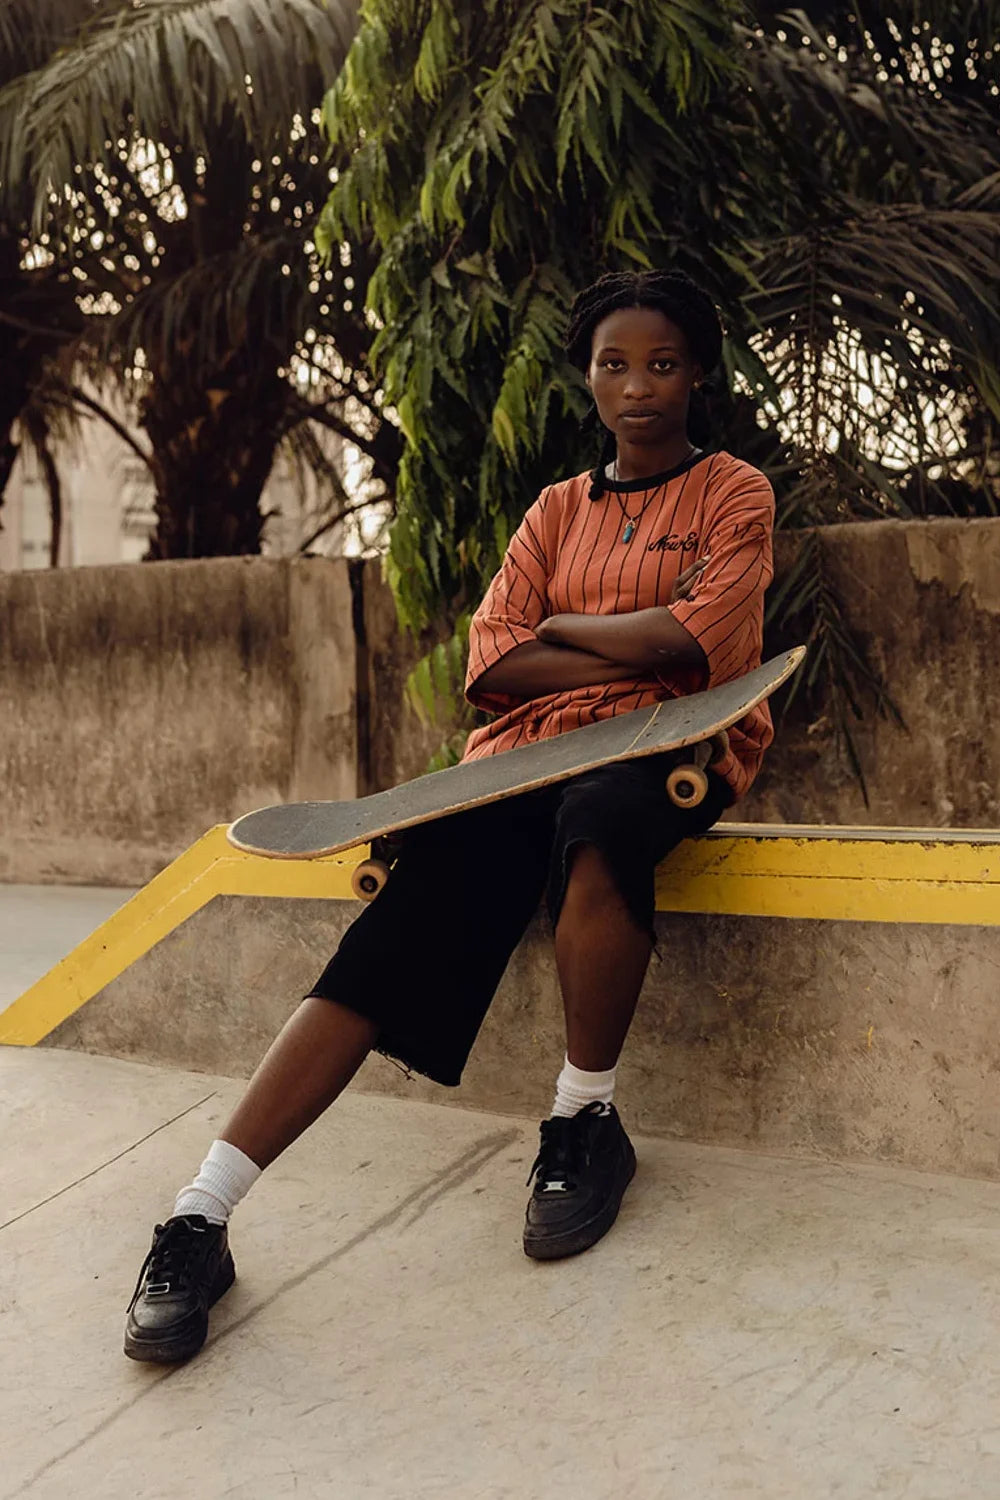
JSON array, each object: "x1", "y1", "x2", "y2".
[{"x1": 610, "y1": 436, "x2": 696, "y2": 482}]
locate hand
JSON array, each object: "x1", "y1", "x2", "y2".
[{"x1": 670, "y1": 554, "x2": 710, "y2": 604}]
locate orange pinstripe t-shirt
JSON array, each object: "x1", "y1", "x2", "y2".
[{"x1": 462, "y1": 449, "x2": 775, "y2": 801}]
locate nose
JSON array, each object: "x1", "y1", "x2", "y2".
[{"x1": 622, "y1": 367, "x2": 654, "y2": 400}]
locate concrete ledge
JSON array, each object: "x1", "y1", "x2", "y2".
[
  {"x1": 35, "y1": 896, "x2": 1000, "y2": 1182},
  {"x1": 5, "y1": 821, "x2": 999, "y2": 1183},
  {"x1": 3, "y1": 820, "x2": 999, "y2": 1049},
  {"x1": 1, "y1": 822, "x2": 995, "y2": 1182}
]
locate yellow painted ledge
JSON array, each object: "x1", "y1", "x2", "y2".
[
  {"x1": 0, "y1": 827, "x2": 362, "y2": 1047},
  {"x1": 2, "y1": 822, "x2": 999, "y2": 1047},
  {"x1": 658, "y1": 822, "x2": 1000, "y2": 924}
]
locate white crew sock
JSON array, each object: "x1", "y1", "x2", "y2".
[
  {"x1": 173, "y1": 1139, "x2": 262, "y2": 1226},
  {"x1": 550, "y1": 1055, "x2": 617, "y2": 1119}
]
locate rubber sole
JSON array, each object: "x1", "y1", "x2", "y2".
[
  {"x1": 523, "y1": 1150, "x2": 637, "y2": 1262},
  {"x1": 124, "y1": 1251, "x2": 236, "y2": 1363}
]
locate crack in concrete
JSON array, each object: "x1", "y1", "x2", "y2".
[
  {"x1": 0, "y1": 1091, "x2": 219, "y2": 1234},
  {"x1": 5, "y1": 1123, "x2": 520, "y2": 1498}
]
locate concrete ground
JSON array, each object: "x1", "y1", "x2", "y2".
[
  {"x1": 4, "y1": 1045, "x2": 1000, "y2": 1500},
  {"x1": 0, "y1": 883, "x2": 136, "y2": 1009}
]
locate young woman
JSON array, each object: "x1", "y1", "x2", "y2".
[{"x1": 125, "y1": 269, "x2": 774, "y2": 1363}]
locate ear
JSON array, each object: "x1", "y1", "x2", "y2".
[
  {"x1": 692, "y1": 363, "x2": 705, "y2": 390},
  {"x1": 585, "y1": 369, "x2": 592, "y2": 390}
]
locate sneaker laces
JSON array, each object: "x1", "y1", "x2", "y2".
[
  {"x1": 525, "y1": 1101, "x2": 609, "y2": 1191},
  {"x1": 125, "y1": 1216, "x2": 210, "y2": 1310}
]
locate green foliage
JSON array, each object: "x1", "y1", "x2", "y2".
[
  {"x1": 404, "y1": 610, "x2": 477, "y2": 766},
  {"x1": 318, "y1": 0, "x2": 742, "y2": 629}
]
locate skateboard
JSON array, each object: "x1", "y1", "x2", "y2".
[{"x1": 229, "y1": 647, "x2": 805, "y2": 899}]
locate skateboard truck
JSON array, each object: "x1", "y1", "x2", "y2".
[{"x1": 665, "y1": 730, "x2": 729, "y2": 809}]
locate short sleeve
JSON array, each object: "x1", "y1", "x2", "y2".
[
  {"x1": 666, "y1": 464, "x2": 774, "y2": 692},
  {"x1": 465, "y1": 492, "x2": 553, "y2": 713}
]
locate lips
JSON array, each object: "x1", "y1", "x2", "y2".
[{"x1": 620, "y1": 410, "x2": 660, "y2": 423}]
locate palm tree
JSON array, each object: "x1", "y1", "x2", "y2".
[
  {"x1": 0, "y1": 2, "x2": 89, "y2": 551},
  {"x1": 0, "y1": 0, "x2": 401, "y2": 558}
]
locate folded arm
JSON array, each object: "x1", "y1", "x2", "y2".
[
  {"x1": 473, "y1": 638, "x2": 642, "y2": 699},
  {"x1": 470, "y1": 545, "x2": 710, "y2": 703},
  {"x1": 535, "y1": 608, "x2": 707, "y2": 676}
]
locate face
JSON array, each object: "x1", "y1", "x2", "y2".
[{"x1": 586, "y1": 305, "x2": 702, "y2": 447}]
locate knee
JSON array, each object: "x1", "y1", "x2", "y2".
[{"x1": 562, "y1": 841, "x2": 619, "y2": 907}]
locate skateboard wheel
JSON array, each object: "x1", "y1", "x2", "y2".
[
  {"x1": 351, "y1": 858, "x2": 391, "y2": 902},
  {"x1": 666, "y1": 764, "x2": 709, "y2": 809}
]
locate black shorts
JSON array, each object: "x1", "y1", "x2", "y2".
[{"x1": 306, "y1": 755, "x2": 732, "y2": 1088}]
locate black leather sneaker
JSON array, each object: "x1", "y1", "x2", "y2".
[
  {"x1": 523, "y1": 1101, "x2": 637, "y2": 1261},
  {"x1": 124, "y1": 1214, "x2": 235, "y2": 1363}
]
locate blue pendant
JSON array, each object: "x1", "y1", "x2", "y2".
[{"x1": 622, "y1": 521, "x2": 635, "y2": 544}]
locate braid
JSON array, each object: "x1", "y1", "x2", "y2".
[
  {"x1": 565, "y1": 270, "x2": 724, "y2": 499},
  {"x1": 588, "y1": 427, "x2": 617, "y2": 501}
]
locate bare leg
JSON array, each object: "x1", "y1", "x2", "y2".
[
  {"x1": 219, "y1": 998, "x2": 379, "y2": 1170},
  {"x1": 554, "y1": 844, "x2": 652, "y2": 1071}
]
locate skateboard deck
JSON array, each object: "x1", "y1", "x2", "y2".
[{"x1": 229, "y1": 648, "x2": 805, "y2": 887}]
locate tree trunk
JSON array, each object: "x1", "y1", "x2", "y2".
[
  {"x1": 21, "y1": 406, "x2": 63, "y2": 565},
  {"x1": 0, "y1": 232, "x2": 30, "y2": 509},
  {"x1": 0, "y1": 226, "x2": 83, "y2": 516},
  {"x1": 141, "y1": 354, "x2": 291, "y2": 558}
]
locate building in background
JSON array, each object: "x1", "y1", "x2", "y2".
[
  {"x1": 0, "y1": 409, "x2": 152, "y2": 570},
  {"x1": 0, "y1": 398, "x2": 389, "y2": 570}
]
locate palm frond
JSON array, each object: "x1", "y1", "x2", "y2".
[
  {"x1": 95, "y1": 226, "x2": 312, "y2": 372},
  {"x1": 404, "y1": 615, "x2": 476, "y2": 770},
  {"x1": 0, "y1": 0, "x2": 359, "y2": 226},
  {"x1": 0, "y1": 0, "x2": 87, "y2": 80}
]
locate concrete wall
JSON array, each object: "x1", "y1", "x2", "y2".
[
  {"x1": 350, "y1": 558, "x2": 448, "y2": 793},
  {"x1": 45, "y1": 895, "x2": 1000, "y2": 1183},
  {"x1": 744, "y1": 519, "x2": 1000, "y2": 829},
  {"x1": 3, "y1": 516, "x2": 1000, "y2": 884},
  {"x1": 0, "y1": 559, "x2": 355, "y2": 884}
]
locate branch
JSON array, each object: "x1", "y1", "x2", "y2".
[
  {"x1": 21, "y1": 404, "x2": 62, "y2": 565},
  {"x1": 0, "y1": 307, "x2": 80, "y2": 342},
  {"x1": 298, "y1": 497, "x2": 392, "y2": 554},
  {"x1": 283, "y1": 393, "x2": 401, "y2": 486},
  {"x1": 47, "y1": 379, "x2": 158, "y2": 477}
]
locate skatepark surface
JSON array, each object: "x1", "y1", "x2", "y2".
[
  {"x1": 0, "y1": 883, "x2": 137, "y2": 1011},
  {"x1": 5, "y1": 1041, "x2": 1000, "y2": 1500}
]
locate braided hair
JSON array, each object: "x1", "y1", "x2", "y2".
[{"x1": 564, "y1": 269, "x2": 724, "y2": 500}]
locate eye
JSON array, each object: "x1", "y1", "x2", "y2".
[
  {"x1": 652, "y1": 359, "x2": 678, "y2": 373},
  {"x1": 600, "y1": 358, "x2": 626, "y2": 370}
]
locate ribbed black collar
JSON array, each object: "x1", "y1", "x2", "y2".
[{"x1": 603, "y1": 448, "x2": 711, "y2": 493}]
